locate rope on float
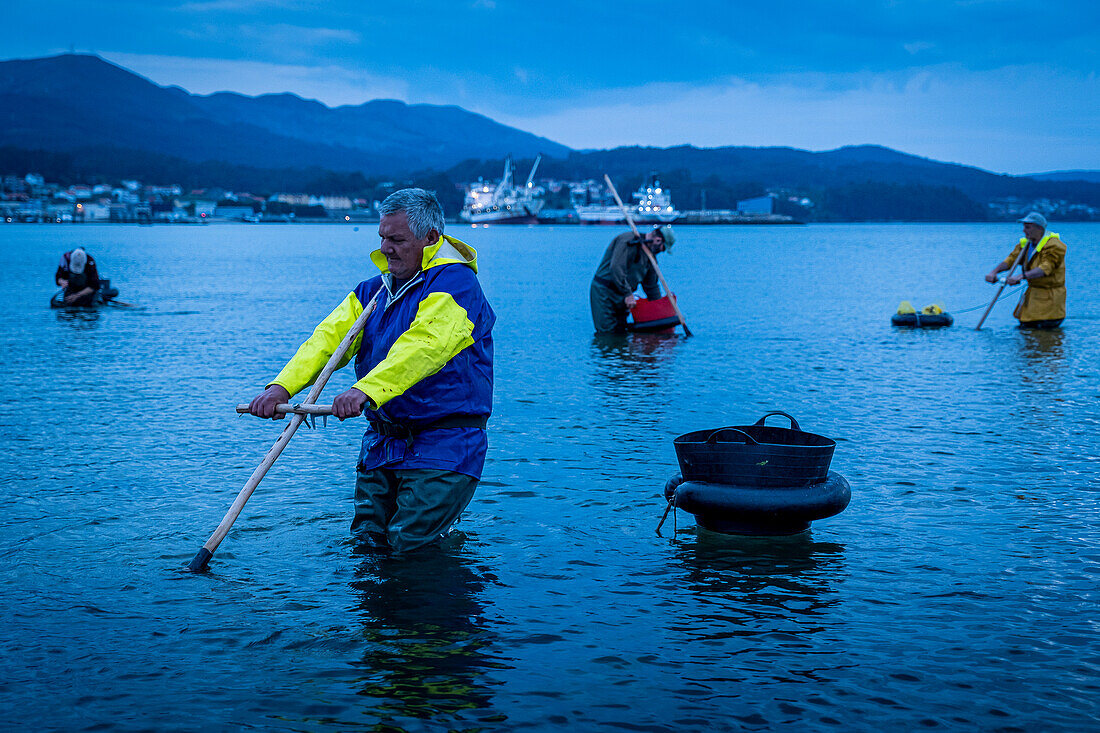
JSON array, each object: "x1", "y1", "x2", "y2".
[
  {"x1": 900, "y1": 281, "x2": 1024, "y2": 320},
  {"x1": 656, "y1": 496, "x2": 676, "y2": 536},
  {"x1": 951, "y1": 282, "x2": 1025, "y2": 315}
]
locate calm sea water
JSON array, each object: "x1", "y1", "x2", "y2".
[{"x1": 1, "y1": 222, "x2": 1098, "y2": 732}]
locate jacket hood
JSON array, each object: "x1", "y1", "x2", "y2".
[{"x1": 371, "y1": 234, "x2": 479, "y2": 275}]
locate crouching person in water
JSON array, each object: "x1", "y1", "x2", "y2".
[
  {"x1": 56, "y1": 248, "x2": 101, "y2": 306},
  {"x1": 249, "y1": 188, "x2": 495, "y2": 553}
]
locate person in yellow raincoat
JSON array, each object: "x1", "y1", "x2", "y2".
[{"x1": 984, "y1": 212, "x2": 1066, "y2": 329}]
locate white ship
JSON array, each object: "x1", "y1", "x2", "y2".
[
  {"x1": 459, "y1": 155, "x2": 545, "y2": 224},
  {"x1": 574, "y1": 174, "x2": 681, "y2": 224}
]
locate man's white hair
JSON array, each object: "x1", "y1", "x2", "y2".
[{"x1": 379, "y1": 188, "x2": 445, "y2": 239}]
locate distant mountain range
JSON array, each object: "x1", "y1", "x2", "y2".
[
  {"x1": 531, "y1": 145, "x2": 1100, "y2": 206},
  {"x1": 0, "y1": 54, "x2": 567, "y2": 173},
  {"x1": 2, "y1": 53, "x2": 1098, "y2": 220},
  {"x1": 1028, "y1": 170, "x2": 1100, "y2": 183}
]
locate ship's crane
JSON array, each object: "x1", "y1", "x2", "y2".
[
  {"x1": 493, "y1": 156, "x2": 514, "y2": 199},
  {"x1": 524, "y1": 154, "x2": 542, "y2": 189}
]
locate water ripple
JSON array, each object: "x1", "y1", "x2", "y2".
[{"x1": 1, "y1": 224, "x2": 1099, "y2": 731}]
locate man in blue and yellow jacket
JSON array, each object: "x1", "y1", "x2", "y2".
[{"x1": 248, "y1": 188, "x2": 495, "y2": 553}]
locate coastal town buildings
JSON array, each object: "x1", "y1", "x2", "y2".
[{"x1": 2, "y1": 171, "x2": 1096, "y2": 225}]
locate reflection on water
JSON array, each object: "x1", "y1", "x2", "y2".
[
  {"x1": 589, "y1": 331, "x2": 680, "y2": 365},
  {"x1": 134, "y1": 309, "x2": 200, "y2": 316},
  {"x1": 54, "y1": 308, "x2": 102, "y2": 329},
  {"x1": 348, "y1": 546, "x2": 505, "y2": 728},
  {"x1": 673, "y1": 529, "x2": 846, "y2": 625},
  {"x1": 588, "y1": 333, "x2": 680, "y2": 403},
  {"x1": 1013, "y1": 327, "x2": 1068, "y2": 396},
  {"x1": 1018, "y1": 326, "x2": 1066, "y2": 364}
]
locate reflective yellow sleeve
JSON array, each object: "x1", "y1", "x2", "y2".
[
  {"x1": 269, "y1": 292, "x2": 364, "y2": 397},
  {"x1": 353, "y1": 291, "x2": 475, "y2": 408}
]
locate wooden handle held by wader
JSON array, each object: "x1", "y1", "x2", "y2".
[
  {"x1": 235, "y1": 403, "x2": 335, "y2": 416},
  {"x1": 603, "y1": 174, "x2": 693, "y2": 337},
  {"x1": 188, "y1": 286, "x2": 383, "y2": 572},
  {"x1": 975, "y1": 246, "x2": 1027, "y2": 330}
]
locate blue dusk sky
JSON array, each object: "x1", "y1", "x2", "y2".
[{"x1": 3, "y1": 0, "x2": 1098, "y2": 174}]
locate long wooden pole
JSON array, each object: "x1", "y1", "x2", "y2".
[
  {"x1": 603, "y1": 174, "x2": 692, "y2": 336},
  {"x1": 975, "y1": 247, "x2": 1027, "y2": 330},
  {"x1": 188, "y1": 286, "x2": 383, "y2": 572},
  {"x1": 236, "y1": 403, "x2": 335, "y2": 416}
]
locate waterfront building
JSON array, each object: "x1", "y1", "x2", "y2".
[{"x1": 737, "y1": 195, "x2": 775, "y2": 214}]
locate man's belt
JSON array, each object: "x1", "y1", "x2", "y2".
[{"x1": 368, "y1": 414, "x2": 488, "y2": 441}]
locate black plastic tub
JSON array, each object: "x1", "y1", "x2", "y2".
[{"x1": 673, "y1": 412, "x2": 836, "y2": 488}]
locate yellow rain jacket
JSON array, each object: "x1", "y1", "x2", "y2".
[{"x1": 1000, "y1": 232, "x2": 1067, "y2": 322}]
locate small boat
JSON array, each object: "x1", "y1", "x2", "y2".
[
  {"x1": 628, "y1": 295, "x2": 680, "y2": 332},
  {"x1": 891, "y1": 300, "x2": 953, "y2": 328},
  {"x1": 50, "y1": 279, "x2": 121, "y2": 309},
  {"x1": 891, "y1": 312, "x2": 954, "y2": 327}
]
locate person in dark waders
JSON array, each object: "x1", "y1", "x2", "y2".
[
  {"x1": 248, "y1": 188, "x2": 495, "y2": 553},
  {"x1": 984, "y1": 212, "x2": 1067, "y2": 329},
  {"x1": 589, "y1": 224, "x2": 675, "y2": 333}
]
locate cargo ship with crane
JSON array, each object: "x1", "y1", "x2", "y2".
[
  {"x1": 574, "y1": 174, "x2": 681, "y2": 224},
  {"x1": 459, "y1": 155, "x2": 545, "y2": 224}
]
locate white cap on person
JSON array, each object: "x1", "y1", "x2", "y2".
[{"x1": 69, "y1": 248, "x2": 88, "y2": 274}]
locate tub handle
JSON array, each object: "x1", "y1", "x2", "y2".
[
  {"x1": 753, "y1": 411, "x2": 802, "y2": 431},
  {"x1": 704, "y1": 427, "x2": 759, "y2": 445}
]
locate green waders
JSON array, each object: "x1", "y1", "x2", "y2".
[
  {"x1": 590, "y1": 279, "x2": 629, "y2": 333},
  {"x1": 352, "y1": 468, "x2": 478, "y2": 553}
]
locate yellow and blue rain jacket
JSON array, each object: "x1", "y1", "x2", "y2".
[{"x1": 270, "y1": 235, "x2": 495, "y2": 478}]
